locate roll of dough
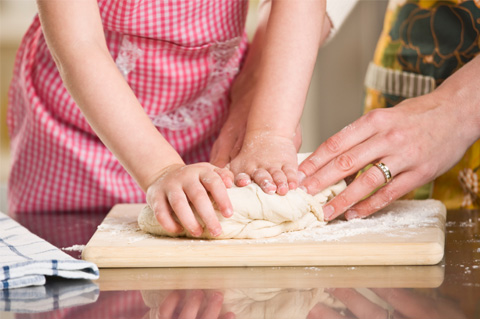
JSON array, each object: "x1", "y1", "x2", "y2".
[{"x1": 138, "y1": 154, "x2": 346, "y2": 239}]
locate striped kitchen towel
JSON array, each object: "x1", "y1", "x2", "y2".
[
  {"x1": 0, "y1": 212, "x2": 99, "y2": 289},
  {"x1": 0, "y1": 279, "x2": 99, "y2": 313}
]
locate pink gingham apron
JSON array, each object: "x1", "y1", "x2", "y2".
[{"x1": 8, "y1": 0, "x2": 249, "y2": 213}]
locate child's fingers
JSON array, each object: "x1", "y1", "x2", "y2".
[
  {"x1": 152, "y1": 197, "x2": 184, "y2": 234},
  {"x1": 269, "y1": 168, "x2": 289, "y2": 196},
  {"x1": 252, "y1": 168, "x2": 276, "y2": 195},
  {"x1": 177, "y1": 290, "x2": 204, "y2": 319},
  {"x1": 202, "y1": 171, "x2": 233, "y2": 219},
  {"x1": 157, "y1": 290, "x2": 184, "y2": 318},
  {"x1": 199, "y1": 291, "x2": 224, "y2": 319},
  {"x1": 167, "y1": 190, "x2": 204, "y2": 237},
  {"x1": 283, "y1": 165, "x2": 298, "y2": 190},
  {"x1": 234, "y1": 172, "x2": 251, "y2": 187},
  {"x1": 184, "y1": 182, "x2": 222, "y2": 237},
  {"x1": 214, "y1": 167, "x2": 234, "y2": 188}
]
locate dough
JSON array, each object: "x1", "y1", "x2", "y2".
[
  {"x1": 138, "y1": 154, "x2": 346, "y2": 239},
  {"x1": 141, "y1": 288, "x2": 346, "y2": 319}
]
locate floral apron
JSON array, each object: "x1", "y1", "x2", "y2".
[{"x1": 364, "y1": 0, "x2": 480, "y2": 209}]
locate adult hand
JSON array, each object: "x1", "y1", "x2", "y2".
[
  {"x1": 307, "y1": 288, "x2": 466, "y2": 319},
  {"x1": 298, "y1": 91, "x2": 478, "y2": 221},
  {"x1": 146, "y1": 163, "x2": 234, "y2": 237}
]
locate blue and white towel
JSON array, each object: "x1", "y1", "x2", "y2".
[
  {"x1": 0, "y1": 212, "x2": 99, "y2": 289},
  {"x1": 0, "y1": 279, "x2": 99, "y2": 313}
]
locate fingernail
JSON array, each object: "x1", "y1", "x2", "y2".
[
  {"x1": 262, "y1": 180, "x2": 276, "y2": 194},
  {"x1": 266, "y1": 188, "x2": 276, "y2": 195},
  {"x1": 345, "y1": 210, "x2": 359, "y2": 220},
  {"x1": 190, "y1": 228, "x2": 203, "y2": 237},
  {"x1": 278, "y1": 183, "x2": 289, "y2": 193},
  {"x1": 288, "y1": 181, "x2": 297, "y2": 190},
  {"x1": 297, "y1": 171, "x2": 306, "y2": 183},
  {"x1": 225, "y1": 208, "x2": 233, "y2": 217},
  {"x1": 211, "y1": 227, "x2": 222, "y2": 237},
  {"x1": 323, "y1": 205, "x2": 334, "y2": 220}
]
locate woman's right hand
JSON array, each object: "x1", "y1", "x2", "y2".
[{"x1": 146, "y1": 163, "x2": 234, "y2": 237}]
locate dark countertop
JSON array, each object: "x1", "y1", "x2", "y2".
[{"x1": 3, "y1": 207, "x2": 480, "y2": 319}]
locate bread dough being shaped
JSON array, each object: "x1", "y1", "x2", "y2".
[
  {"x1": 142, "y1": 288, "x2": 347, "y2": 319},
  {"x1": 138, "y1": 154, "x2": 346, "y2": 239}
]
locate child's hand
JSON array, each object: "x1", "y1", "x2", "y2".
[
  {"x1": 228, "y1": 132, "x2": 299, "y2": 196},
  {"x1": 146, "y1": 163, "x2": 234, "y2": 237}
]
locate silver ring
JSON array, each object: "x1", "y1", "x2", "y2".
[{"x1": 374, "y1": 162, "x2": 392, "y2": 183}]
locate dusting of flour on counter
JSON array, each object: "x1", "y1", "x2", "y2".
[
  {"x1": 210, "y1": 199, "x2": 446, "y2": 243},
  {"x1": 96, "y1": 200, "x2": 445, "y2": 244},
  {"x1": 98, "y1": 220, "x2": 153, "y2": 243}
]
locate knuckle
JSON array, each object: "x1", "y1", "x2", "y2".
[
  {"x1": 362, "y1": 171, "x2": 383, "y2": 188},
  {"x1": 418, "y1": 164, "x2": 437, "y2": 181},
  {"x1": 188, "y1": 187, "x2": 207, "y2": 202},
  {"x1": 335, "y1": 154, "x2": 355, "y2": 172},
  {"x1": 333, "y1": 192, "x2": 350, "y2": 209},
  {"x1": 154, "y1": 212, "x2": 176, "y2": 232},
  {"x1": 300, "y1": 159, "x2": 318, "y2": 175},
  {"x1": 324, "y1": 136, "x2": 342, "y2": 154},
  {"x1": 306, "y1": 175, "x2": 322, "y2": 192},
  {"x1": 167, "y1": 191, "x2": 184, "y2": 207},
  {"x1": 385, "y1": 129, "x2": 406, "y2": 145},
  {"x1": 377, "y1": 187, "x2": 397, "y2": 205},
  {"x1": 365, "y1": 108, "x2": 388, "y2": 124}
]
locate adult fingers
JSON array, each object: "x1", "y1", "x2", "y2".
[
  {"x1": 343, "y1": 171, "x2": 425, "y2": 220},
  {"x1": 371, "y1": 288, "x2": 465, "y2": 319},
  {"x1": 202, "y1": 171, "x2": 233, "y2": 219},
  {"x1": 299, "y1": 112, "x2": 380, "y2": 178},
  {"x1": 301, "y1": 134, "x2": 389, "y2": 195},
  {"x1": 167, "y1": 190, "x2": 204, "y2": 237},
  {"x1": 323, "y1": 158, "x2": 402, "y2": 221},
  {"x1": 184, "y1": 182, "x2": 222, "y2": 237}
]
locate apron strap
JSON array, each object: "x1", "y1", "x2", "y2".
[{"x1": 364, "y1": 62, "x2": 436, "y2": 98}]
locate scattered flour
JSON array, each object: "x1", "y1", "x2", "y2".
[
  {"x1": 96, "y1": 200, "x2": 445, "y2": 245},
  {"x1": 210, "y1": 199, "x2": 445, "y2": 243},
  {"x1": 62, "y1": 244, "x2": 86, "y2": 252},
  {"x1": 98, "y1": 220, "x2": 153, "y2": 244}
]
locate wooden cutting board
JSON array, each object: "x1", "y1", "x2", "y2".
[{"x1": 82, "y1": 200, "x2": 446, "y2": 268}]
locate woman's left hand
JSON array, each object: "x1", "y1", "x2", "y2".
[{"x1": 298, "y1": 90, "x2": 479, "y2": 221}]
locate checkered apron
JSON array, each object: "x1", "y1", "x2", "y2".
[{"x1": 8, "y1": 0, "x2": 249, "y2": 213}]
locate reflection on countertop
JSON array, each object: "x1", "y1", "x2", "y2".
[{"x1": 1, "y1": 208, "x2": 479, "y2": 318}]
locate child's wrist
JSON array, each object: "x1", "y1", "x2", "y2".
[
  {"x1": 244, "y1": 127, "x2": 297, "y2": 142},
  {"x1": 142, "y1": 162, "x2": 185, "y2": 191}
]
